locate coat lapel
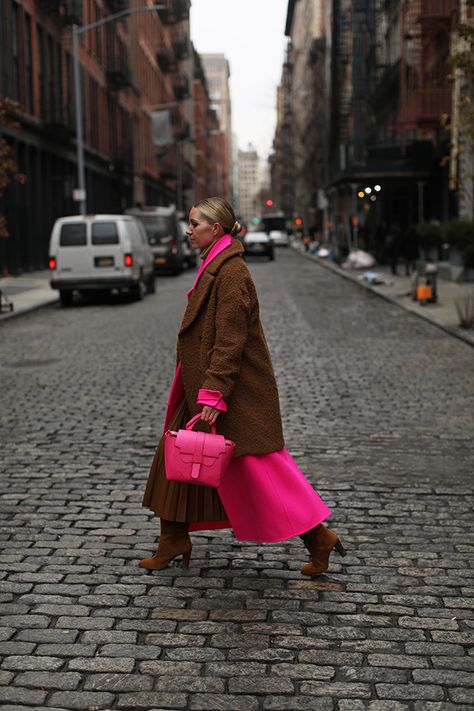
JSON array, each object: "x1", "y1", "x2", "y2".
[
  {"x1": 179, "y1": 270, "x2": 215, "y2": 335},
  {"x1": 178, "y1": 240, "x2": 244, "y2": 336}
]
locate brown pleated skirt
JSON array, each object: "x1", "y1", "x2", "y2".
[{"x1": 142, "y1": 398, "x2": 229, "y2": 525}]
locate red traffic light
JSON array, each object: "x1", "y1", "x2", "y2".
[
  {"x1": 265, "y1": 199, "x2": 273, "y2": 207},
  {"x1": 295, "y1": 218, "x2": 302, "y2": 226}
]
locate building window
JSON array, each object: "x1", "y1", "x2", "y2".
[
  {"x1": 12, "y1": 1, "x2": 19, "y2": 100},
  {"x1": 47, "y1": 34, "x2": 55, "y2": 120},
  {"x1": 108, "y1": 95, "x2": 118, "y2": 158},
  {"x1": 38, "y1": 26, "x2": 46, "y2": 117},
  {"x1": 53, "y1": 41, "x2": 62, "y2": 123},
  {"x1": 0, "y1": 2, "x2": 11, "y2": 95},
  {"x1": 66, "y1": 53, "x2": 73, "y2": 125},
  {"x1": 89, "y1": 77, "x2": 99, "y2": 148},
  {"x1": 24, "y1": 13, "x2": 33, "y2": 113},
  {"x1": 0, "y1": 0, "x2": 32, "y2": 106},
  {"x1": 91, "y1": 0, "x2": 102, "y2": 62}
]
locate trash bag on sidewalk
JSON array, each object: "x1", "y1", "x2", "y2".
[
  {"x1": 342, "y1": 249, "x2": 376, "y2": 270},
  {"x1": 359, "y1": 270, "x2": 393, "y2": 285}
]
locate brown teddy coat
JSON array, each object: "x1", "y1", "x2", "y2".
[{"x1": 177, "y1": 239, "x2": 284, "y2": 457}]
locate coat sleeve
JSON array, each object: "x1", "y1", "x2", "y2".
[
  {"x1": 200, "y1": 270, "x2": 251, "y2": 401},
  {"x1": 196, "y1": 388, "x2": 227, "y2": 412}
]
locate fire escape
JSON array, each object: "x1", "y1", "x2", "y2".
[
  {"x1": 37, "y1": 0, "x2": 82, "y2": 25},
  {"x1": 155, "y1": 0, "x2": 192, "y2": 196},
  {"x1": 399, "y1": 0, "x2": 457, "y2": 134}
]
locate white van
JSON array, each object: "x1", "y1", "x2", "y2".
[{"x1": 48, "y1": 215, "x2": 155, "y2": 306}]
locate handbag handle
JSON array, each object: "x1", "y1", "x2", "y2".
[{"x1": 185, "y1": 413, "x2": 217, "y2": 435}]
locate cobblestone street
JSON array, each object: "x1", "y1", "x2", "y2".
[{"x1": 1, "y1": 247, "x2": 473, "y2": 711}]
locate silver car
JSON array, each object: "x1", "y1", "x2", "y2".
[
  {"x1": 269, "y1": 230, "x2": 290, "y2": 247},
  {"x1": 243, "y1": 232, "x2": 275, "y2": 261}
]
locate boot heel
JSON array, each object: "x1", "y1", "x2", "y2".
[
  {"x1": 182, "y1": 549, "x2": 191, "y2": 569},
  {"x1": 334, "y1": 539, "x2": 347, "y2": 557}
]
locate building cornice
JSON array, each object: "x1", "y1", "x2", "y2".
[{"x1": 285, "y1": 0, "x2": 297, "y2": 37}]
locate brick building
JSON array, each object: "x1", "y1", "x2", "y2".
[
  {"x1": 192, "y1": 49, "x2": 226, "y2": 202},
  {"x1": 272, "y1": 0, "x2": 464, "y2": 253},
  {"x1": 238, "y1": 145, "x2": 259, "y2": 228},
  {"x1": 0, "y1": 0, "x2": 217, "y2": 274},
  {"x1": 325, "y1": 0, "x2": 459, "y2": 253},
  {"x1": 270, "y1": 47, "x2": 294, "y2": 225},
  {"x1": 200, "y1": 53, "x2": 232, "y2": 203}
]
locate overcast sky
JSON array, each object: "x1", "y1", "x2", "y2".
[{"x1": 190, "y1": 0, "x2": 288, "y2": 159}]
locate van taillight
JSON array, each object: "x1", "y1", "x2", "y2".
[
  {"x1": 124, "y1": 254, "x2": 133, "y2": 267},
  {"x1": 49, "y1": 257, "x2": 57, "y2": 270},
  {"x1": 171, "y1": 238, "x2": 177, "y2": 255}
]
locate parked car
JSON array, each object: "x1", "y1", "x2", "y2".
[
  {"x1": 179, "y1": 220, "x2": 198, "y2": 268},
  {"x1": 243, "y1": 232, "x2": 275, "y2": 261},
  {"x1": 48, "y1": 214, "x2": 155, "y2": 306},
  {"x1": 269, "y1": 229, "x2": 290, "y2": 247},
  {"x1": 125, "y1": 205, "x2": 185, "y2": 275}
]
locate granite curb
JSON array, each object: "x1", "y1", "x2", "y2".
[
  {"x1": 0, "y1": 271, "x2": 58, "y2": 323},
  {"x1": 0, "y1": 294, "x2": 58, "y2": 322}
]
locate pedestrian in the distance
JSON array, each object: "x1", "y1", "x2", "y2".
[
  {"x1": 385, "y1": 223, "x2": 402, "y2": 275},
  {"x1": 140, "y1": 197, "x2": 346, "y2": 576},
  {"x1": 401, "y1": 225, "x2": 420, "y2": 276}
]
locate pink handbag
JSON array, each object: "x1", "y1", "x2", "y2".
[{"x1": 164, "y1": 414, "x2": 236, "y2": 488}]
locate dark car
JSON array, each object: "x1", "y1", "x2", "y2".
[
  {"x1": 125, "y1": 206, "x2": 185, "y2": 275},
  {"x1": 243, "y1": 232, "x2": 274, "y2": 261},
  {"x1": 179, "y1": 220, "x2": 198, "y2": 269}
]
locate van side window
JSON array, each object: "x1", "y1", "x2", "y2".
[
  {"x1": 59, "y1": 223, "x2": 87, "y2": 246},
  {"x1": 92, "y1": 222, "x2": 119, "y2": 245}
]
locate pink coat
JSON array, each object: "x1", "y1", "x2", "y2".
[{"x1": 164, "y1": 236, "x2": 331, "y2": 542}]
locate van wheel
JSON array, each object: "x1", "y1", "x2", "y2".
[
  {"x1": 146, "y1": 273, "x2": 156, "y2": 294},
  {"x1": 59, "y1": 290, "x2": 73, "y2": 307},
  {"x1": 131, "y1": 279, "x2": 146, "y2": 301}
]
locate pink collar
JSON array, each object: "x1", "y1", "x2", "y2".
[{"x1": 187, "y1": 235, "x2": 232, "y2": 298}]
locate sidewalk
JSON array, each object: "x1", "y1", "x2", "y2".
[
  {"x1": 0, "y1": 270, "x2": 58, "y2": 321},
  {"x1": 296, "y1": 248, "x2": 474, "y2": 347}
]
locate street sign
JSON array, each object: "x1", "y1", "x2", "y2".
[{"x1": 73, "y1": 189, "x2": 86, "y2": 202}]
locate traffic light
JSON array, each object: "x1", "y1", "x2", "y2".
[
  {"x1": 252, "y1": 217, "x2": 260, "y2": 225},
  {"x1": 295, "y1": 218, "x2": 302, "y2": 226},
  {"x1": 265, "y1": 199, "x2": 273, "y2": 207}
]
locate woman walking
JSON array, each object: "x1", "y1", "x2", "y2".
[{"x1": 140, "y1": 197, "x2": 346, "y2": 576}]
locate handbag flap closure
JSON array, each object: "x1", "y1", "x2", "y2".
[
  {"x1": 175, "y1": 429, "x2": 227, "y2": 460},
  {"x1": 164, "y1": 428, "x2": 236, "y2": 484}
]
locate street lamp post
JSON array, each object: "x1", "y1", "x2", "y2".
[{"x1": 72, "y1": 4, "x2": 164, "y2": 215}]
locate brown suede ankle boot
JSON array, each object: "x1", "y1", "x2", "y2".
[
  {"x1": 299, "y1": 524, "x2": 346, "y2": 576},
  {"x1": 138, "y1": 519, "x2": 192, "y2": 571}
]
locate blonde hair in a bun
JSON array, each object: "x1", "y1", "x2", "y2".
[
  {"x1": 230, "y1": 220, "x2": 242, "y2": 237},
  {"x1": 194, "y1": 197, "x2": 241, "y2": 237}
]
